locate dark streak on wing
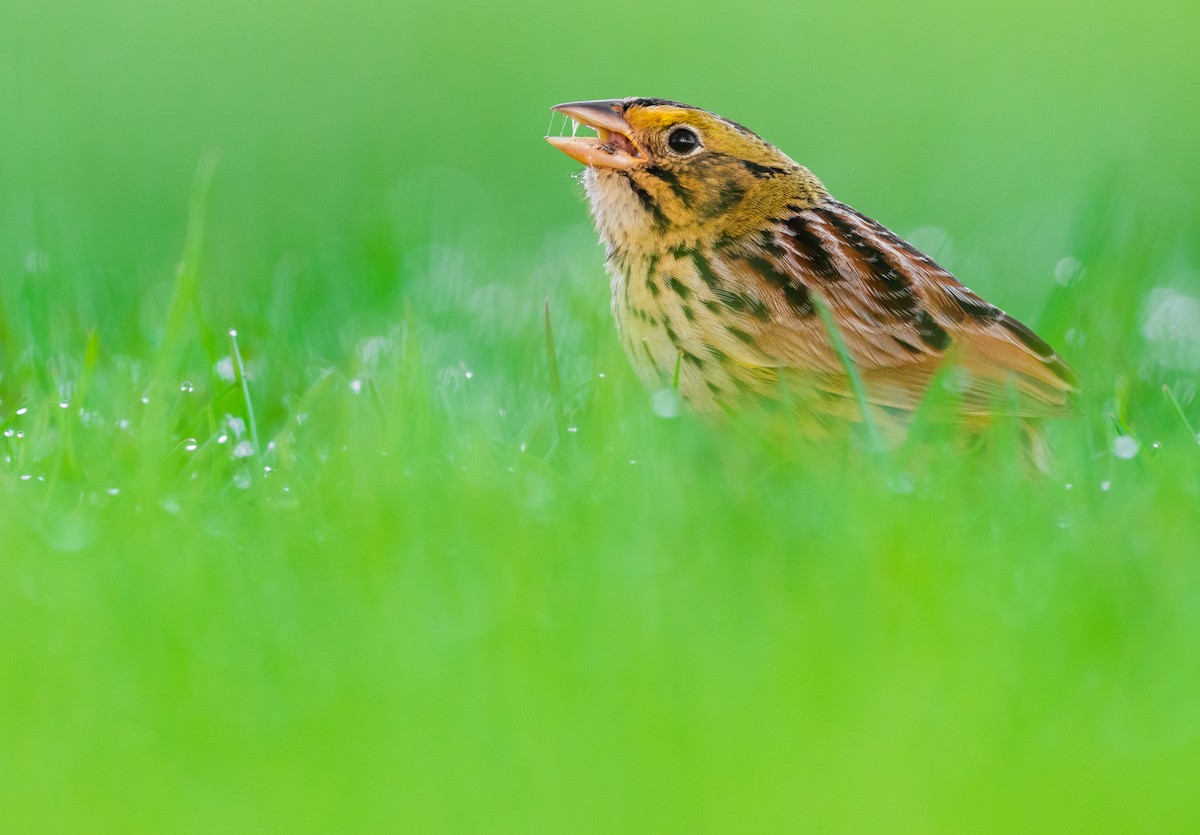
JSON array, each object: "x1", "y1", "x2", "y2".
[
  {"x1": 999, "y1": 314, "x2": 1079, "y2": 388},
  {"x1": 782, "y1": 215, "x2": 840, "y2": 281},
  {"x1": 742, "y1": 255, "x2": 814, "y2": 316},
  {"x1": 758, "y1": 229, "x2": 785, "y2": 256},
  {"x1": 943, "y1": 284, "x2": 1001, "y2": 323},
  {"x1": 915, "y1": 310, "x2": 951, "y2": 350},
  {"x1": 819, "y1": 206, "x2": 920, "y2": 320},
  {"x1": 835, "y1": 202, "x2": 946, "y2": 271}
]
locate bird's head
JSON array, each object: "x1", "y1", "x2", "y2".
[{"x1": 547, "y1": 98, "x2": 825, "y2": 250}]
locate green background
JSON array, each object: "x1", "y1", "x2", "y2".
[{"x1": 2, "y1": 0, "x2": 1199, "y2": 831}]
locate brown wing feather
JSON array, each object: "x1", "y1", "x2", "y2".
[{"x1": 711, "y1": 199, "x2": 1078, "y2": 418}]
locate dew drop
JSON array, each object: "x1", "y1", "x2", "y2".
[
  {"x1": 1112, "y1": 435, "x2": 1139, "y2": 459},
  {"x1": 652, "y1": 388, "x2": 681, "y2": 419}
]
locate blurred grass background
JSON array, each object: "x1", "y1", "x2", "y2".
[{"x1": 2, "y1": 0, "x2": 1200, "y2": 831}]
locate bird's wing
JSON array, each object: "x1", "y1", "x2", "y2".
[{"x1": 710, "y1": 199, "x2": 1079, "y2": 418}]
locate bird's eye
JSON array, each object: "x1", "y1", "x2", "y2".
[{"x1": 667, "y1": 126, "x2": 700, "y2": 155}]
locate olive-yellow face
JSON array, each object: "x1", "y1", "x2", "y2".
[{"x1": 547, "y1": 98, "x2": 819, "y2": 246}]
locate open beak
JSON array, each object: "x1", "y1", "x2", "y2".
[{"x1": 546, "y1": 99, "x2": 645, "y2": 170}]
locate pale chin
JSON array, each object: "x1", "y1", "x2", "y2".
[{"x1": 582, "y1": 166, "x2": 651, "y2": 251}]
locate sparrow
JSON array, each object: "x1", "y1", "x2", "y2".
[{"x1": 546, "y1": 98, "x2": 1077, "y2": 450}]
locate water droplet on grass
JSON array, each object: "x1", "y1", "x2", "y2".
[
  {"x1": 349, "y1": 379, "x2": 363, "y2": 394},
  {"x1": 180, "y1": 381, "x2": 194, "y2": 393},
  {"x1": 1113, "y1": 435, "x2": 1139, "y2": 459},
  {"x1": 652, "y1": 388, "x2": 681, "y2": 418},
  {"x1": 232, "y1": 440, "x2": 254, "y2": 459},
  {"x1": 1143, "y1": 289, "x2": 1200, "y2": 370}
]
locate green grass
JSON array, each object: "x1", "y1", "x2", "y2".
[{"x1": 3, "y1": 0, "x2": 1200, "y2": 831}]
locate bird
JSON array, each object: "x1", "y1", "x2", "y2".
[{"x1": 545, "y1": 97, "x2": 1077, "y2": 456}]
